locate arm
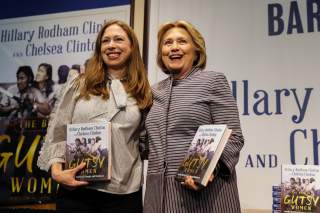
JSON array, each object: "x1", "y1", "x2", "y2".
[
  {"x1": 0, "y1": 104, "x2": 18, "y2": 116},
  {"x1": 37, "y1": 75, "x2": 88, "y2": 187},
  {"x1": 30, "y1": 89, "x2": 51, "y2": 116},
  {"x1": 209, "y1": 72, "x2": 244, "y2": 177},
  {"x1": 34, "y1": 102, "x2": 51, "y2": 116},
  {"x1": 0, "y1": 92, "x2": 19, "y2": 116},
  {"x1": 138, "y1": 109, "x2": 149, "y2": 160}
]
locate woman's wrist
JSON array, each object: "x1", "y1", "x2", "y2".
[{"x1": 51, "y1": 163, "x2": 62, "y2": 180}]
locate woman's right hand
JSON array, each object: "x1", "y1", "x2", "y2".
[
  {"x1": 182, "y1": 175, "x2": 215, "y2": 191},
  {"x1": 51, "y1": 162, "x2": 88, "y2": 187}
]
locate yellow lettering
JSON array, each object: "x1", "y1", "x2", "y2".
[
  {"x1": 313, "y1": 196, "x2": 320, "y2": 206},
  {"x1": 190, "y1": 158, "x2": 199, "y2": 169},
  {"x1": 24, "y1": 120, "x2": 36, "y2": 128},
  {"x1": 11, "y1": 177, "x2": 58, "y2": 194},
  {"x1": 0, "y1": 152, "x2": 13, "y2": 173},
  {"x1": 98, "y1": 156, "x2": 105, "y2": 168},
  {"x1": 293, "y1": 195, "x2": 299, "y2": 205},
  {"x1": 15, "y1": 135, "x2": 41, "y2": 172},
  {"x1": 27, "y1": 177, "x2": 37, "y2": 193},
  {"x1": 299, "y1": 195, "x2": 306, "y2": 205},
  {"x1": 200, "y1": 158, "x2": 209, "y2": 169},
  {"x1": 56, "y1": 183, "x2": 60, "y2": 192},
  {"x1": 0, "y1": 134, "x2": 13, "y2": 172},
  {"x1": 40, "y1": 177, "x2": 52, "y2": 193},
  {"x1": 41, "y1": 119, "x2": 48, "y2": 128},
  {"x1": 11, "y1": 177, "x2": 24, "y2": 193},
  {"x1": 284, "y1": 195, "x2": 291, "y2": 205},
  {"x1": 0, "y1": 134, "x2": 11, "y2": 143},
  {"x1": 84, "y1": 157, "x2": 94, "y2": 166},
  {"x1": 306, "y1": 195, "x2": 312, "y2": 205}
]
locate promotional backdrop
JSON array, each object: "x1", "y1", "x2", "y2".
[{"x1": 0, "y1": 0, "x2": 131, "y2": 205}]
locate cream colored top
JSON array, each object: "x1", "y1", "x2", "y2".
[{"x1": 37, "y1": 76, "x2": 142, "y2": 194}]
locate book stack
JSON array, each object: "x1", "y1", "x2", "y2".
[
  {"x1": 281, "y1": 164, "x2": 320, "y2": 213},
  {"x1": 272, "y1": 185, "x2": 281, "y2": 213}
]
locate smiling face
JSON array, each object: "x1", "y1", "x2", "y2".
[
  {"x1": 100, "y1": 24, "x2": 132, "y2": 75},
  {"x1": 161, "y1": 27, "x2": 197, "y2": 79},
  {"x1": 35, "y1": 65, "x2": 48, "y2": 83}
]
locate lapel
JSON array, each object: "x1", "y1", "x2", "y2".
[
  {"x1": 89, "y1": 79, "x2": 127, "y2": 122},
  {"x1": 157, "y1": 68, "x2": 200, "y2": 159},
  {"x1": 158, "y1": 77, "x2": 173, "y2": 158}
]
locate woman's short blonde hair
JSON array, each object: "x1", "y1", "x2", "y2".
[{"x1": 157, "y1": 20, "x2": 207, "y2": 73}]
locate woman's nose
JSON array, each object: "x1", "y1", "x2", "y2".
[
  {"x1": 107, "y1": 40, "x2": 116, "y2": 49},
  {"x1": 170, "y1": 41, "x2": 179, "y2": 50}
]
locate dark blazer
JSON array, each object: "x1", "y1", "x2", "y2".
[{"x1": 143, "y1": 69, "x2": 244, "y2": 213}]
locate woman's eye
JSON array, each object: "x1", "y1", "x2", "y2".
[
  {"x1": 178, "y1": 39, "x2": 187, "y2": 44},
  {"x1": 115, "y1": 37, "x2": 124, "y2": 42},
  {"x1": 163, "y1": 40, "x2": 172, "y2": 46}
]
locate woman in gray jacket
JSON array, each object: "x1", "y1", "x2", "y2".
[
  {"x1": 37, "y1": 20, "x2": 152, "y2": 213},
  {"x1": 143, "y1": 20, "x2": 244, "y2": 213}
]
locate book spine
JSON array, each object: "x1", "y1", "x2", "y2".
[{"x1": 272, "y1": 185, "x2": 282, "y2": 212}]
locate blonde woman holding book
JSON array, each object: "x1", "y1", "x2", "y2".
[
  {"x1": 38, "y1": 20, "x2": 152, "y2": 213},
  {"x1": 143, "y1": 20, "x2": 244, "y2": 213}
]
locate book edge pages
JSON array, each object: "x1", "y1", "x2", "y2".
[
  {"x1": 201, "y1": 127, "x2": 232, "y2": 186},
  {"x1": 107, "y1": 121, "x2": 112, "y2": 180}
]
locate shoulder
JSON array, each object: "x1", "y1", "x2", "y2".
[
  {"x1": 185, "y1": 70, "x2": 228, "y2": 90},
  {"x1": 7, "y1": 84, "x2": 19, "y2": 94},
  {"x1": 26, "y1": 87, "x2": 46, "y2": 103},
  {"x1": 52, "y1": 83, "x2": 59, "y2": 93},
  {"x1": 196, "y1": 70, "x2": 230, "y2": 88},
  {"x1": 195, "y1": 70, "x2": 227, "y2": 82},
  {"x1": 151, "y1": 77, "x2": 171, "y2": 92},
  {"x1": 30, "y1": 87, "x2": 44, "y2": 97},
  {"x1": 68, "y1": 69, "x2": 80, "y2": 82},
  {"x1": 55, "y1": 74, "x2": 82, "y2": 104},
  {"x1": 65, "y1": 74, "x2": 82, "y2": 94}
]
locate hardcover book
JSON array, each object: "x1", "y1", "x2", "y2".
[
  {"x1": 273, "y1": 185, "x2": 282, "y2": 213},
  {"x1": 66, "y1": 122, "x2": 112, "y2": 181},
  {"x1": 281, "y1": 164, "x2": 320, "y2": 213},
  {"x1": 175, "y1": 124, "x2": 232, "y2": 186}
]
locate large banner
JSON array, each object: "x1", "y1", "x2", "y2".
[
  {"x1": 0, "y1": 0, "x2": 131, "y2": 205},
  {"x1": 147, "y1": 0, "x2": 320, "y2": 211}
]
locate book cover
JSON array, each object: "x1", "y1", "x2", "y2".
[
  {"x1": 175, "y1": 124, "x2": 232, "y2": 187},
  {"x1": 281, "y1": 164, "x2": 320, "y2": 213},
  {"x1": 66, "y1": 122, "x2": 111, "y2": 181}
]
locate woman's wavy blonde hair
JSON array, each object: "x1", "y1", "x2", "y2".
[
  {"x1": 80, "y1": 20, "x2": 152, "y2": 109},
  {"x1": 157, "y1": 20, "x2": 207, "y2": 74}
]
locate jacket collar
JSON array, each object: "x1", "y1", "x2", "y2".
[{"x1": 89, "y1": 79, "x2": 127, "y2": 121}]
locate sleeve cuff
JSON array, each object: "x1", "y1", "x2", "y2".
[{"x1": 37, "y1": 140, "x2": 66, "y2": 172}]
